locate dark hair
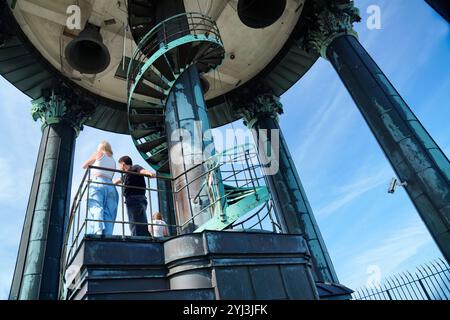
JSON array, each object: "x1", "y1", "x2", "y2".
[{"x1": 118, "y1": 156, "x2": 133, "y2": 166}]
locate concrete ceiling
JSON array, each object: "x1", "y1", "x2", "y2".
[{"x1": 11, "y1": 0, "x2": 305, "y2": 104}]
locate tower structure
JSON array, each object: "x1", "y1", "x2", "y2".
[{"x1": 0, "y1": 0, "x2": 448, "y2": 300}]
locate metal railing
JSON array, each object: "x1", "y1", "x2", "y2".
[
  {"x1": 60, "y1": 144, "x2": 280, "y2": 297},
  {"x1": 127, "y1": 12, "x2": 223, "y2": 92},
  {"x1": 352, "y1": 259, "x2": 450, "y2": 300}
]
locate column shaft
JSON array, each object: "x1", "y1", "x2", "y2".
[
  {"x1": 327, "y1": 35, "x2": 450, "y2": 262},
  {"x1": 165, "y1": 65, "x2": 224, "y2": 233},
  {"x1": 250, "y1": 114, "x2": 339, "y2": 284},
  {"x1": 10, "y1": 123, "x2": 76, "y2": 300}
]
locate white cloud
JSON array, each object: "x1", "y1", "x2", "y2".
[
  {"x1": 339, "y1": 217, "x2": 433, "y2": 290},
  {"x1": 0, "y1": 158, "x2": 15, "y2": 202},
  {"x1": 316, "y1": 164, "x2": 392, "y2": 219}
]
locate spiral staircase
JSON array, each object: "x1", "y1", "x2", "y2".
[{"x1": 127, "y1": 12, "x2": 270, "y2": 231}]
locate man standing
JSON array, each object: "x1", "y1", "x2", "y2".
[{"x1": 114, "y1": 156, "x2": 156, "y2": 236}]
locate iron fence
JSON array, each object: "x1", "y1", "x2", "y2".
[{"x1": 352, "y1": 259, "x2": 450, "y2": 300}]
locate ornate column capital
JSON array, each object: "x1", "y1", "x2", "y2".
[
  {"x1": 305, "y1": 1, "x2": 361, "y2": 59},
  {"x1": 236, "y1": 93, "x2": 284, "y2": 129},
  {"x1": 31, "y1": 89, "x2": 95, "y2": 136}
]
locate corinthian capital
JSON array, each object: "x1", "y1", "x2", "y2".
[
  {"x1": 305, "y1": 1, "x2": 361, "y2": 58},
  {"x1": 236, "y1": 94, "x2": 284, "y2": 129},
  {"x1": 31, "y1": 89, "x2": 95, "y2": 136}
]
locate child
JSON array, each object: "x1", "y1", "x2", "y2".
[{"x1": 148, "y1": 212, "x2": 168, "y2": 238}]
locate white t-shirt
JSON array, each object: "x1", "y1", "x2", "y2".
[
  {"x1": 91, "y1": 153, "x2": 116, "y2": 180},
  {"x1": 151, "y1": 220, "x2": 167, "y2": 237}
]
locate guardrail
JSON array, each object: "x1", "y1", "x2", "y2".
[
  {"x1": 127, "y1": 12, "x2": 223, "y2": 91},
  {"x1": 59, "y1": 144, "x2": 281, "y2": 298}
]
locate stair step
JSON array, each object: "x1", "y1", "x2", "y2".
[
  {"x1": 130, "y1": 16, "x2": 153, "y2": 26},
  {"x1": 130, "y1": 113, "x2": 165, "y2": 125},
  {"x1": 137, "y1": 136, "x2": 167, "y2": 153},
  {"x1": 130, "y1": 98, "x2": 163, "y2": 110},
  {"x1": 199, "y1": 57, "x2": 223, "y2": 66},
  {"x1": 83, "y1": 288, "x2": 216, "y2": 300},
  {"x1": 142, "y1": 67, "x2": 170, "y2": 90},
  {"x1": 192, "y1": 42, "x2": 215, "y2": 63},
  {"x1": 153, "y1": 56, "x2": 175, "y2": 82},
  {"x1": 176, "y1": 43, "x2": 193, "y2": 70},
  {"x1": 70, "y1": 277, "x2": 170, "y2": 300},
  {"x1": 166, "y1": 47, "x2": 180, "y2": 75},
  {"x1": 132, "y1": 129, "x2": 164, "y2": 140},
  {"x1": 134, "y1": 81, "x2": 166, "y2": 100},
  {"x1": 148, "y1": 147, "x2": 168, "y2": 165},
  {"x1": 201, "y1": 46, "x2": 225, "y2": 60},
  {"x1": 158, "y1": 160, "x2": 170, "y2": 173}
]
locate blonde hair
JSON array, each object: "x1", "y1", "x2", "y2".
[
  {"x1": 98, "y1": 141, "x2": 113, "y2": 156},
  {"x1": 153, "y1": 212, "x2": 163, "y2": 220}
]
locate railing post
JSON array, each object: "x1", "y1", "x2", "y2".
[
  {"x1": 418, "y1": 279, "x2": 432, "y2": 300},
  {"x1": 121, "y1": 172, "x2": 126, "y2": 238}
]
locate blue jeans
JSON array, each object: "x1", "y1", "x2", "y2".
[
  {"x1": 87, "y1": 177, "x2": 119, "y2": 235},
  {"x1": 125, "y1": 195, "x2": 149, "y2": 236}
]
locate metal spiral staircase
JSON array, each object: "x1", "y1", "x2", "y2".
[
  {"x1": 127, "y1": 12, "x2": 224, "y2": 174},
  {"x1": 127, "y1": 12, "x2": 270, "y2": 232}
]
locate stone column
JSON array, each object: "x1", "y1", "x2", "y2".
[
  {"x1": 237, "y1": 93, "x2": 339, "y2": 284},
  {"x1": 306, "y1": 0, "x2": 450, "y2": 262},
  {"x1": 9, "y1": 88, "x2": 94, "y2": 300}
]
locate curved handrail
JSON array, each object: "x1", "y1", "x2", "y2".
[{"x1": 127, "y1": 12, "x2": 223, "y2": 90}]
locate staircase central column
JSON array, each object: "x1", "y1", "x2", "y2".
[{"x1": 165, "y1": 65, "x2": 224, "y2": 233}]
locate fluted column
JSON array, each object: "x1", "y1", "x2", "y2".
[
  {"x1": 10, "y1": 88, "x2": 94, "y2": 300},
  {"x1": 305, "y1": 0, "x2": 450, "y2": 263}
]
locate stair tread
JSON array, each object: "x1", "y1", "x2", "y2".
[
  {"x1": 130, "y1": 113, "x2": 165, "y2": 124},
  {"x1": 134, "y1": 81, "x2": 166, "y2": 100},
  {"x1": 137, "y1": 136, "x2": 167, "y2": 153}
]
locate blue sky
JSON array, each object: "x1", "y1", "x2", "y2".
[{"x1": 0, "y1": 0, "x2": 449, "y2": 299}]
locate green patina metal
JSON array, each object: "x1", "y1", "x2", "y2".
[
  {"x1": 194, "y1": 186, "x2": 270, "y2": 233},
  {"x1": 11, "y1": 89, "x2": 85, "y2": 300},
  {"x1": 237, "y1": 93, "x2": 284, "y2": 129},
  {"x1": 304, "y1": 1, "x2": 361, "y2": 59},
  {"x1": 127, "y1": 13, "x2": 225, "y2": 175},
  {"x1": 127, "y1": 34, "x2": 222, "y2": 108},
  {"x1": 302, "y1": 0, "x2": 450, "y2": 263},
  {"x1": 31, "y1": 90, "x2": 94, "y2": 136},
  {"x1": 236, "y1": 91, "x2": 340, "y2": 284}
]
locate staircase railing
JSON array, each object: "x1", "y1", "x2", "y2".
[{"x1": 127, "y1": 12, "x2": 223, "y2": 91}]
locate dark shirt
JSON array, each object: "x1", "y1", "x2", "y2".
[{"x1": 122, "y1": 165, "x2": 147, "y2": 199}]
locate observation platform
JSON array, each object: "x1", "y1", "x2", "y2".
[{"x1": 63, "y1": 231, "x2": 318, "y2": 300}]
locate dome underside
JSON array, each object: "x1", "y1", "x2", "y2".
[{"x1": 0, "y1": 0, "x2": 319, "y2": 133}]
